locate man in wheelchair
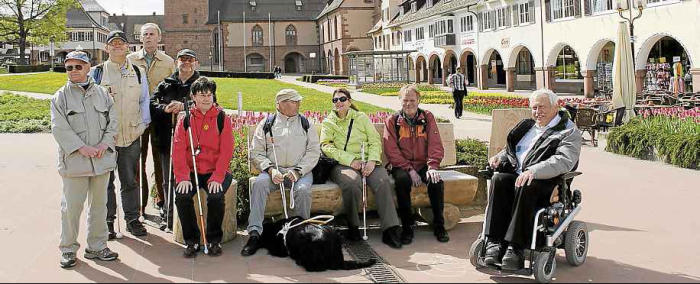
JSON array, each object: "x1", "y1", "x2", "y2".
[{"x1": 485, "y1": 89, "x2": 582, "y2": 270}]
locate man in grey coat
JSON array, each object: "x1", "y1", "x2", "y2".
[
  {"x1": 241, "y1": 89, "x2": 321, "y2": 256},
  {"x1": 51, "y1": 51, "x2": 120, "y2": 268},
  {"x1": 483, "y1": 89, "x2": 582, "y2": 271}
]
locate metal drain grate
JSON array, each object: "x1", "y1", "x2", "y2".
[{"x1": 344, "y1": 240, "x2": 405, "y2": 283}]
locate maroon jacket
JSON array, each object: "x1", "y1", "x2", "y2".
[{"x1": 383, "y1": 109, "x2": 444, "y2": 172}]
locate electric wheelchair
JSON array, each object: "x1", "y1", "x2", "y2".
[{"x1": 469, "y1": 167, "x2": 589, "y2": 283}]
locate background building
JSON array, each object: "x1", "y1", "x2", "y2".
[{"x1": 108, "y1": 13, "x2": 166, "y2": 53}]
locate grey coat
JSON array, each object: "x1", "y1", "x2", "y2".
[{"x1": 50, "y1": 78, "x2": 118, "y2": 177}]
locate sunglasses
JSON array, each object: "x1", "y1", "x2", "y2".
[
  {"x1": 65, "y1": 65, "x2": 84, "y2": 71},
  {"x1": 332, "y1": 96, "x2": 349, "y2": 103}
]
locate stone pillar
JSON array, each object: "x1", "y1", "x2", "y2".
[
  {"x1": 691, "y1": 68, "x2": 700, "y2": 93},
  {"x1": 506, "y1": 68, "x2": 515, "y2": 92},
  {"x1": 545, "y1": 66, "x2": 556, "y2": 91},
  {"x1": 583, "y1": 70, "x2": 595, "y2": 98},
  {"x1": 478, "y1": 64, "x2": 489, "y2": 90},
  {"x1": 535, "y1": 67, "x2": 546, "y2": 90},
  {"x1": 635, "y1": 69, "x2": 647, "y2": 94}
]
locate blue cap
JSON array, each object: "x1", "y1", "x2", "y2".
[{"x1": 64, "y1": 50, "x2": 90, "y2": 64}]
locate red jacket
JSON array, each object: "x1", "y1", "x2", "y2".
[
  {"x1": 383, "y1": 109, "x2": 444, "y2": 172},
  {"x1": 173, "y1": 106, "x2": 234, "y2": 184}
]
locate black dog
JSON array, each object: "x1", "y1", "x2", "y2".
[{"x1": 261, "y1": 217, "x2": 376, "y2": 272}]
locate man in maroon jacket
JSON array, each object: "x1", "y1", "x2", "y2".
[
  {"x1": 383, "y1": 85, "x2": 449, "y2": 244},
  {"x1": 172, "y1": 77, "x2": 234, "y2": 258}
]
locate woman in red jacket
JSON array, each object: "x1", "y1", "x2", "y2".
[{"x1": 172, "y1": 77, "x2": 234, "y2": 258}]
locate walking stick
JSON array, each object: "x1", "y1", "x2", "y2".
[
  {"x1": 138, "y1": 136, "x2": 145, "y2": 222},
  {"x1": 162, "y1": 113, "x2": 176, "y2": 232},
  {"x1": 361, "y1": 142, "x2": 368, "y2": 241},
  {"x1": 270, "y1": 138, "x2": 289, "y2": 219},
  {"x1": 183, "y1": 99, "x2": 209, "y2": 254}
]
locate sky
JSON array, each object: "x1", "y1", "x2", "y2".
[{"x1": 95, "y1": 0, "x2": 164, "y2": 15}]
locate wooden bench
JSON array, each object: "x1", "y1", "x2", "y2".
[{"x1": 247, "y1": 122, "x2": 478, "y2": 230}]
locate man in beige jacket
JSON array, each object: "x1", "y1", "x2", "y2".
[
  {"x1": 51, "y1": 51, "x2": 119, "y2": 268},
  {"x1": 127, "y1": 23, "x2": 175, "y2": 217},
  {"x1": 91, "y1": 30, "x2": 151, "y2": 238},
  {"x1": 241, "y1": 89, "x2": 321, "y2": 256}
]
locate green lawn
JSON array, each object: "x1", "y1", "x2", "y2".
[
  {"x1": 212, "y1": 78, "x2": 389, "y2": 113},
  {"x1": 0, "y1": 92, "x2": 51, "y2": 133},
  {"x1": 0, "y1": 72, "x2": 65, "y2": 94}
]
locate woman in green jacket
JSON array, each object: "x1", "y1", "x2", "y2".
[{"x1": 320, "y1": 88, "x2": 402, "y2": 249}]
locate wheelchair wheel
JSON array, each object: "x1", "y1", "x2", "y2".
[
  {"x1": 564, "y1": 221, "x2": 588, "y2": 266},
  {"x1": 468, "y1": 238, "x2": 485, "y2": 268},
  {"x1": 534, "y1": 250, "x2": 556, "y2": 283}
]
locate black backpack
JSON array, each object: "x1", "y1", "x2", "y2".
[
  {"x1": 92, "y1": 63, "x2": 142, "y2": 85},
  {"x1": 262, "y1": 113, "x2": 310, "y2": 138},
  {"x1": 183, "y1": 110, "x2": 227, "y2": 135}
]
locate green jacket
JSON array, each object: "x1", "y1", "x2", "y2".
[{"x1": 320, "y1": 109, "x2": 382, "y2": 166}]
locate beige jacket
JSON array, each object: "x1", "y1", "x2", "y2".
[
  {"x1": 97, "y1": 58, "x2": 149, "y2": 147},
  {"x1": 128, "y1": 49, "x2": 175, "y2": 94},
  {"x1": 250, "y1": 112, "x2": 321, "y2": 176},
  {"x1": 51, "y1": 78, "x2": 118, "y2": 177}
]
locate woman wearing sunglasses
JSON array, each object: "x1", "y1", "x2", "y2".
[{"x1": 320, "y1": 88, "x2": 403, "y2": 249}]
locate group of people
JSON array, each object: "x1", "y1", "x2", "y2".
[{"x1": 51, "y1": 22, "x2": 582, "y2": 272}]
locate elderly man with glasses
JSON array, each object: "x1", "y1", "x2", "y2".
[
  {"x1": 51, "y1": 50, "x2": 120, "y2": 268},
  {"x1": 150, "y1": 49, "x2": 201, "y2": 230},
  {"x1": 91, "y1": 30, "x2": 151, "y2": 239}
]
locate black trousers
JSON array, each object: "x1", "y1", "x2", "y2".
[
  {"x1": 452, "y1": 90, "x2": 467, "y2": 118},
  {"x1": 391, "y1": 166, "x2": 445, "y2": 228},
  {"x1": 175, "y1": 172, "x2": 233, "y2": 245},
  {"x1": 484, "y1": 172, "x2": 557, "y2": 248}
]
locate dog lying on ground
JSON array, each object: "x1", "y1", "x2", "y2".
[{"x1": 261, "y1": 217, "x2": 376, "y2": 272}]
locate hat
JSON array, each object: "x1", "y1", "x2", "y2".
[
  {"x1": 177, "y1": 49, "x2": 197, "y2": 59},
  {"x1": 64, "y1": 50, "x2": 90, "y2": 64},
  {"x1": 275, "y1": 89, "x2": 303, "y2": 103},
  {"x1": 106, "y1": 30, "x2": 128, "y2": 44}
]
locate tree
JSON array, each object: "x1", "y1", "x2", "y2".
[{"x1": 0, "y1": 0, "x2": 76, "y2": 64}]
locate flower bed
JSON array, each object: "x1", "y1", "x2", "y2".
[
  {"x1": 316, "y1": 79, "x2": 349, "y2": 88},
  {"x1": 606, "y1": 107, "x2": 699, "y2": 169},
  {"x1": 359, "y1": 82, "x2": 441, "y2": 95}
]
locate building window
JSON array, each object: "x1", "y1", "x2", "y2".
[
  {"x1": 428, "y1": 24, "x2": 434, "y2": 38},
  {"x1": 335, "y1": 15, "x2": 340, "y2": 39},
  {"x1": 552, "y1": 0, "x2": 576, "y2": 20},
  {"x1": 403, "y1": 29, "x2": 412, "y2": 42},
  {"x1": 295, "y1": 0, "x2": 302, "y2": 10},
  {"x1": 427, "y1": 0, "x2": 433, "y2": 8},
  {"x1": 516, "y1": 50, "x2": 534, "y2": 74},
  {"x1": 247, "y1": 53, "x2": 264, "y2": 65},
  {"x1": 319, "y1": 25, "x2": 324, "y2": 43},
  {"x1": 482, "y1": 11, "x2": 496, "y2": 31},
  {"x1": 416, "y1": 27, "x2": 424, "y2": 40},
  {"x1": 285, "y1": 25, "x2": 297, "y2": 46},
  {"x1": 182, "y1": 14, "x2": 188, "y2": 24},
  {"x1": 460, "y1": 16, "x2": 474, "y2": 32},
  {"x1": 496, "y1": 7, "x2": 510, "y2": 28},
  {"x1": 590, "y1": 0, "x2": 613, "y2": 13},
  {"x1": 411, "y1": 2, "x2": 417, "y2": 12},
  {"x1": 252, "y1": 25, "x2": 263, "y2": 46}
]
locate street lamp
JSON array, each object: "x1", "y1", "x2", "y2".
[{"x1": 616, "y1": 0, "x2": 646, "y2": 63}]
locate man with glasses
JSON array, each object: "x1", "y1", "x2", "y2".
[
  {"x1": 241, "y1": 89, "x2": 320, "y2": 256},
  {"x1": 150, "y1": 49, "x2": 201, "y2": 229},
  {"x1": 91, "y1": 30, "x2": 151, "y2": 238},
  {"x1": 128, "y1": 23, "x2": 175, "y2": 221},
  {"x1": 52, "y1": 50, "x2": 119, "y2": 268}
]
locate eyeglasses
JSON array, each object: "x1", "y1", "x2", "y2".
[
  {"x1": 332, "y1": 96, "x2": 349, "y2": 103},
  {"x1": 65, "y1": 65, "x2": 84, "y2": 71},
  {"x1": 178, "y1": 56, "x2": 196, "y2": 63}
]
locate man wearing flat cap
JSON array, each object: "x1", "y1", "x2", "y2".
[
  {"x1": 90, "y1": 30, "x2": 151, "y2": 238},
  {"x1": 150, "y1": 48, "x2": 201, "y2": 230},
  {"x1": 241, "y1": 89, "x2": 321, "y2": 256},
  {"x1": 51, "y1": 50, "x2": 119, "y2": 268}
]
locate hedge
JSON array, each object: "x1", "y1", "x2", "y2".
[
  {"x1": 7, "y1": 64, "x2": 51, "y2": 73},
  {"x1": 198, "y1": 71, "x2": 274, "y2": 79}
]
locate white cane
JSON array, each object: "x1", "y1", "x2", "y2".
[
  {"x1": 270, "y1": 138, "x2": 289, "y2": 219},
  {"x1": 163, "y1": 113, "x2": 176, "y2": 232},
  {"x1": 183, "y1": 101, "x2": 209, "y2": 255},
  {"x1": 361, "y1": 142, "x2": 368, "y2": 241}
]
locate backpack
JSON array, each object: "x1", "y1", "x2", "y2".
[
  {"x1": 92, "y1": 63, "x2": 142, "y2": 85},
  {"x1": 262, "y1": 113, "x2": 310, "y2": 138},
  {"x1": 393, "y1": 108, "x2": 426, "y2": 139},
  {"x1": 183, "y1": 110, "x2": 227, "y2": 135}
]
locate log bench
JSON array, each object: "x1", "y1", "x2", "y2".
[
  {"x1": 247, "y1": 122, "x2": 478, "y2": 230},
  {"x1": 172, "y1": 180, "x2": 238, "y2": 245}
]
